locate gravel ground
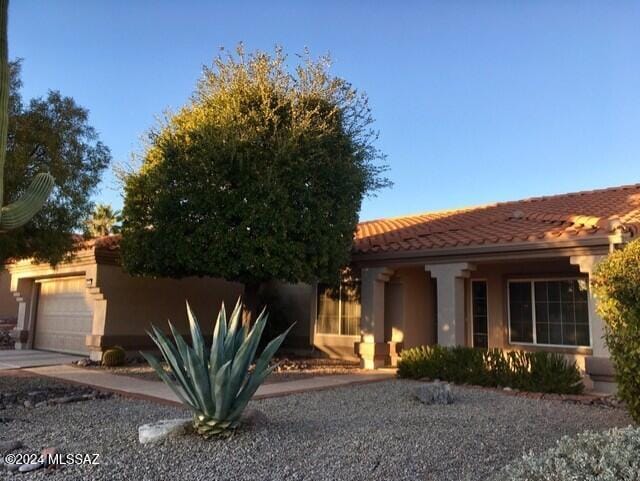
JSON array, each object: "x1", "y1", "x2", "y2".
[
  {"x1": 87, "y1": 358, "x2": 362, "y2": 384},
  {"x1": 0, "y1": 375, "x2": 632, "y2": 481}
]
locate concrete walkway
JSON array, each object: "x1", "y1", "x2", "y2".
[
  {"x1": 0, "y1": 349, "x2": 83, "y2": 370},
  {"x1": 25, "y1": 365, "x2": 395, "y2": 405}
]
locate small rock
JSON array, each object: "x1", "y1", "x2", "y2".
[
  {"x1": 503, "y1": 387, "x2": 513, "y2": 392},
  {"x1": 139, "y1": 418, "x2": 192, "y2": 444},
  {"x1": 35, "y1": 401, "x2": 47, "y2": 408},
  {"x1": 18, "y1": 462, "x2": 44, "y2": 473},
  {"x1": 240, "y1": 408, "x2": 268, "y2": 427},
  {"x1": 41, "y1": 447, "x2": 59, "y2": 467},
  {"x1": 414, "y1": 382, "x2": 454, "y2": 405},
  {"x1": 23, "y1": 400, "x2": 34, "y2": 408},
  {"x1": 6, "y1": 462, "x2": 21, "y2": 472},
  {"x1": 76, "y1": 358, "x2": 92, "y2": 367}
]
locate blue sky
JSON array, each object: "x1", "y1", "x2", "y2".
[{"x1": 9, "y1": 1, "x2": 640, "y2": 221}]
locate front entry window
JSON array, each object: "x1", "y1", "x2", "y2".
[
  {"x1": 508, "y1": 279, "x2": 590, "y2": 347},
  {"x1": 471, "y1": 280, "x2": 488, "y2": 348},
  {"x1": 316, "y1": 281, "x2": 361, "y2": 336}
]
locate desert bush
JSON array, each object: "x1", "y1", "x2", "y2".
[
  {"x1": 397, "y1": 346, "x2": 583, "y2": 394},
  {"x1": 495, "y1": 426, "x2": 640, "y2": 481},
  {"x1": 591, "y1": 239, "x2": 640, "y2": 423}
]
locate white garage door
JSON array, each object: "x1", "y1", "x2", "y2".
[{"x1": 34, "y1": 277, "x2": 94, "y2": 354}]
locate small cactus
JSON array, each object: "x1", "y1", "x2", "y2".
[
  {"x1": 101, "y1": 346, "x2": 126, "y2": 367},
  {"x1": 0, "y1": 0, "x2": 54, "y2": 232}
]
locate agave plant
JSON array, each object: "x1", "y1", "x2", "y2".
[{"x1": 142, "y1": 298, "x2": 292, "y2": 438}]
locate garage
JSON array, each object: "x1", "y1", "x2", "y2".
[{"x1": 33, "y1": 277, "x2": 94, "y2": 354}]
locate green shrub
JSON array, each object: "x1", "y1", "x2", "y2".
[
  {"x1": 142, "y1": 298, "x2": 292, "y2": 438},
  {"x1": 495, "y1": 426, "x2": 640, "y2": 481},
  {"x1": 528, "y1": 351, "x2": 583, "y2": 394},
  {"x1": 397, "y1": 346, "x2": 583, "y2": 394},
  {"x1": 592, "y1": 239, "x2": 640, "y2": 423}
]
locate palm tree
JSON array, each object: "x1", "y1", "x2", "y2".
[{"x1": 85, "y1": 204, "x2": 121, "y2": 238}]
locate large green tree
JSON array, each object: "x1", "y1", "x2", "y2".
[
  {"x1": 0, "y1": 60, "x2": 111, "y2": 264},
  {"x1": 121, "y1": 46, "x2": 389, "y2": 318}
]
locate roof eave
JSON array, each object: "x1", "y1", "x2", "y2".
[{"x1": 351, "y1": 232, "x2": 628, "y2": 264}]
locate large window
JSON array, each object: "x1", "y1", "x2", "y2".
[
  {"x1": 508, "y1": 279, "x2": 590, "y2": 347},
  {"x1": 316, "y1": 281, "x2": 361, "y2": 336}
]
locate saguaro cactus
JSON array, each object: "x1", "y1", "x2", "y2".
[{"x1": 0, "y1": 0, "x2": 53, "y2": 232}]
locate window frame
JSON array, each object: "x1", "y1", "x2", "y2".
[
  {"x1": 506, "y1": 277, "x2": 591, "y2": 349},
  {"x1": 315, "y1": 282, "x2": 361, "y2": 337},
  {"x1": 470, "y1": 279, "x2": 489, "y2": 348}
]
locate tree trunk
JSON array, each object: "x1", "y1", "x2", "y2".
[{"x1": 242, "y1": 282, "x2": 262, "y2": 328}]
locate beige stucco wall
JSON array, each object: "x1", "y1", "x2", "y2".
[
  {"x1": 96, "y1": 264, "x2": 243, "y2": 346},
  {"x1": 0, "y1": 269, "x2": 18, "y2": 319},
  {"x1": 389, "y1": 266, "x2": 436, "y2": 349}
]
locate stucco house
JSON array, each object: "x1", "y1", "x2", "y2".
[
  {"x1": 2, "y1": 236, "x2": 312, "y2": 361},
  {"x1": 3, "y1": 236, "x2": 245, "y2": 360},
  {"x1": 311, "y1": 183, "x2": 640, "y2": 393},
  {"x1": 3, "y1": 183, "x2": 639, "y2": 392}
]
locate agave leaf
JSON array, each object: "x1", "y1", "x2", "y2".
[
  {"x1": 186, "y1": 300, "x2": 206, "y2": 361},
  {"x1": 253, "y1": 323, "x2": 296, "y2": 376},
  {"x1": 228, "y1": 323, "x2": 295, "y2": 422},
  {"x1": 149, "y1": 325, "x2": 199, "y2": 406},
  {"x1": 228, "y1": 364, "x2": 277, "y2": 422},
  {"x1": 140, "y1": 351, "x2": 197, "y2": 410},
  {"x1": 209, "y1": 303, "x2": 228, "y2": 399},
  {"x1": 185, "y1": 344, "x2": 214, "y2": 416},
  {"x1": 168, "y1": 322, "x2": 194, "y2": 369},
  {"x1": 228, "y1": 309, "x2": 268, "y2": 396},
  {"x1": 213, "y1": 360, "x2": 233, "y2": 420},
  {"x1": 224, "y1": 298, "x2": 243, "y2": 356}
]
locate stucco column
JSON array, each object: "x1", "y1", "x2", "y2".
[
  {"x1": 358, "y1": 267, "x2": 393, "y2": 369},
  {"x1": 570, "y1": 255, "x2": 608, "y2": 357},
  {"x1": 426, "y1": 263, "x2": 475, "y2": 347}
]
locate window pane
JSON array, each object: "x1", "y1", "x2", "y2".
[
  {"x1": 548, "y1": 302, "x2": 561, "y2": 323},
  {"x1": 316, "y1": 284, "x2": 340, "y2": 334},
  {"x1": 549, "y1": 322, "x2": 562, "y2": 345},
  {"x1": 547, "y1": 282, "x2": 560, "y2": 302},
  {"x1": 473, "y1": 334, "x2": 488, "y2": 349},
  {"x1": 534, "y1": 279, "x2": 590, "y2": 346},
  {"x1": 536, "y1": 322, "x2": 549, "y2": 344},
  {"x1": 576, "y1": 324, "x2": 590, "y2": 346},
  {"x1": 560, "y1": 281, "x2": 573, "y2": 303},
  {"x1": 562, "y1": 302, "x2": 575, "y2": 324},
  {"x1": 535, "y1": 282, "x2": 548, "y2": 303},
  {"x1": 509, "y1": 282, "x2": 533, "y2": 343},
  {"x1": 340, "y1": 283, "x2": 361, "y2": 336},
  {"x1": 562, "y1": 323, "x2": 576, "y2": 346},
  {"x1": 535, "y1": 302, "x2": 548, "y2": 323},
  {"x1": 472, "y1": 281, "x2": 489, "y2": 348}
]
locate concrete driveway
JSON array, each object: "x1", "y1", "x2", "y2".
[{"x1": 0, "y1": 349, "x2": 83, "y2": 370}]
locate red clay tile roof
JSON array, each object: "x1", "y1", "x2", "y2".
[{"x1": 354, "y1": 184, "x2": 640, "y2": 255}]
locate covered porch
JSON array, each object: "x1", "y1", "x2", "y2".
[{"x1": 313, "y1": 250, "x2": 614, "y2": 391}]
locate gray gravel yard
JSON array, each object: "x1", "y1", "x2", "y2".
[{"x1": 0, "y1": 375, "x2": 632, "y2": 481}]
